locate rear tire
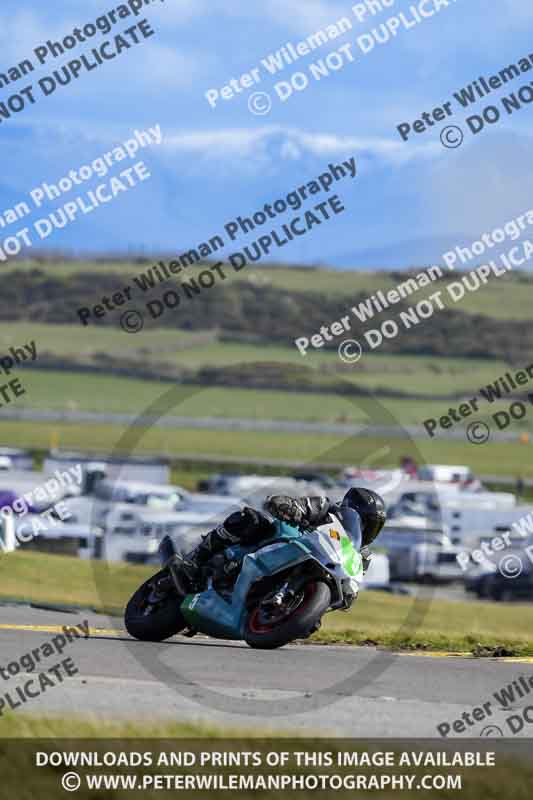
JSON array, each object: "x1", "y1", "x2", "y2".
[
  {"x1": 245, "y1": 581, "x2": 331, "y2": 650},
  {"x1": 125, "y1": 569, "x2": 186, "y2": 641}
]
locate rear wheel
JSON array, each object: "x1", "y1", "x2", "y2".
[
  {"x1": 125, "y1": 569, "x2": 186, "y2": 641},
  {"x1": 244, "y1": 581, "x2": 331, "y2": 650}
]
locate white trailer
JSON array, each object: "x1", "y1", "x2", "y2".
[
  {"x1": 102, "y1": 506, "x2": 229, "y2": 563},
  {"x1": 378, "y1": 515, "x2": 465, "y2": 582}
]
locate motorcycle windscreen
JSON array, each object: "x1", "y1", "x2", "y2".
[{"x1": 335, "y1": 506, "x2": 363, "y2": 551}]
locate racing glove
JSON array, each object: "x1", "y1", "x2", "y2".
[{"x1": 264, "y1": 495, "x2": 331, "y2": 528}]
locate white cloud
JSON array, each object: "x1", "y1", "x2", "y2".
[
  {"x1": 163, "y1": 127, "x2": 270, "y2": 156},
  {"x1": 0, "y1": 7, "x2": 208, "y2": 100},
  {"x1": 140, "y1": 44, "x2": 203, "y2": 88},
  {"x1": 150, "y1": 0, "x2": 348, "y2": 34},
  {"x1": 162, "y1": 125, "x2": 437, "y2": 166},
  {"x1": 424, "y1": 130, "x2": 533, "y2": 237},
  {"x1": 0, "y1": 10, "x2": 60, "y2": 64},
  {"x1": 0, "y1": 0, "x2": 201, "y2": 51}
]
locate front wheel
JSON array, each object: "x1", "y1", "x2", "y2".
[
  {"x1": 244, "y1": 581, "x2": 331, "y2": 650},
  {"x1": 125, "y1": 569, "x2": 186, "y2": 641}
]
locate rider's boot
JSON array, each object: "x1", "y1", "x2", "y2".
[
  {"x1": 173, "y1": 508, "x2": 273, "y2": 594},
  {"x1": 174, "y1": 525, "x2": 240, "y2": 594}
]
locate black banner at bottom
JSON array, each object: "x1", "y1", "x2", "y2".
[{"x1": 1, "y1": 738, "x2": 532, "y2": 798}]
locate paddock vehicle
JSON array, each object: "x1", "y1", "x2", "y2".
[{"x1": 378, "y1": 516, "x2": 464, "y2": 582}]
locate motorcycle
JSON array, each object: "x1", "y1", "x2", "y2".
[{"x1": 124, "y1": 507, "x2": 364, "y2": 649}]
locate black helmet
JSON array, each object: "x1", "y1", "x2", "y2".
[{"x1": 341, "y1": 487, "x2": 386, "y2": 546}]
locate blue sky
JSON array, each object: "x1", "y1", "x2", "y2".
[{"x1": 0, "y1": 0, "x2": 531, "y2": 268}]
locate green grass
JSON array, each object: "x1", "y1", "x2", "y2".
[
  {"x1": 15, "y1": 258, "x2": 533, "y2": 318},
  {"x1": 11, "y1": 366, "x2": 533, "y2": 437},
  {"x1": 5, "y1": 316, "x2": 532, "y2": 404},
  {"x1": 256, "y1": 267, "x2": 533, "y2": 321},
  {"x1": 0, "y1": 714, "x2": 244, "y2": 738},
  {"x1": 11, "y1": 368, "x2": 455, "y2": 421},
  {"x1": 170, "y1": 467, "x2": 209, "y2": 491},
  {"x1": 318, "y1": 589, "x2": 533, "y2": 655},
  {"x1": 1, "y1": 322, "x2": 215, "y2": 359},
  {"x1": 0, "y1": 550, "x2": 150, "y2": 614},
  {"x1": 5, "y1": 321, "x2": 522, "y2": 397},
  {"x1": 8, "y1": 368, "x2": 395, "y2": 419},
  {"x1": 1, "y1": 417, "x2": 533, "y2": 475},
  {"x1": 2, "y1": 553, "x2": 533, "y2": 655},
  {"x1": 8, "y1": 261, "x2": 399, "y2": 294}
]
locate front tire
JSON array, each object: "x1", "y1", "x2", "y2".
[
  {"x1": 244, "y1": 581, "x2": 331, "y2": 650},
  {"x1": 125, "y1": 570, "x2": 186, "y2": 641}
]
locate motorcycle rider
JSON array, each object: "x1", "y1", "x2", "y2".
[{"x1": 174, "y1": 487, "x2": 386, "y2": 592}]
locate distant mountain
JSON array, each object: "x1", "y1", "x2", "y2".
[
  {"x1": 2, "y1": 124, "x2": 530, "y2": 274},
  {"x1": 331, "y1": 236, "x2": 474, "y2": 270},
  {"x1": 331, "y1": 233, "x2": 531, "y2": 271}
]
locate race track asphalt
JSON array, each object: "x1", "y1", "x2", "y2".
[{"x1": 1, "y1": 604, "x2": 532, "y2": 738}]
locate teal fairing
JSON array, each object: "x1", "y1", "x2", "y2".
[
  {"x1": 181, "y1": 522, "x2": 309, "y2": 638},
  {"x1": 180, "y1": 518, "x2": 362, "y2": 639}
]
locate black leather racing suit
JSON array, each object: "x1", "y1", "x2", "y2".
[{"x1": 189, "y1": 496, "x2": 350, "y2": 568}]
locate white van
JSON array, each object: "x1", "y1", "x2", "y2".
[
  {"x1": 14, "y1": 518, "x2": 103, "y2": 560},
  {"x1": 102, "y1": 506, "x2": 227, "y2": 563},
  {"x1": 417, "y1": 464, "x2": 473, "y2": 483},
  {"x1": 378, "y1": 515, "x2": 464, "y2": 582}
]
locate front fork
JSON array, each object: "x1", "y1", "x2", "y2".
[
  {"x1": 159, "y1": 535, "x2": 187, "y2": 595},
  {"x1": 158, "y1": 535, "x2": 198, "y2": 637}
]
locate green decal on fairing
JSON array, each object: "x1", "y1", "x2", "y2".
[
  {"x1": 182, "y1": 594, "x2": 200, "y2": 615},
  {"x1": 183, "y1": 594, "x2": 198, "y2": 609},
  {"x1": 340, "y1": 535, "x2": 363, "y2": 578}
]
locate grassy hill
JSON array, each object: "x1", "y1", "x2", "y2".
[
  {"x1": 1, "y1": 259, "x2": 532, "y2": 477},
  {"x1": 2, "y1": 322, "x2": 522, "y2": 398},
  {"x1": 6, "y1": 366, "x2": 533, "y2": 432},
  {"x1": 1, "y1": 415, "x2": 532, "y2": 478},
  {"x1": 10, "y1": 259, "x2": 533, "y2": 320}
]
